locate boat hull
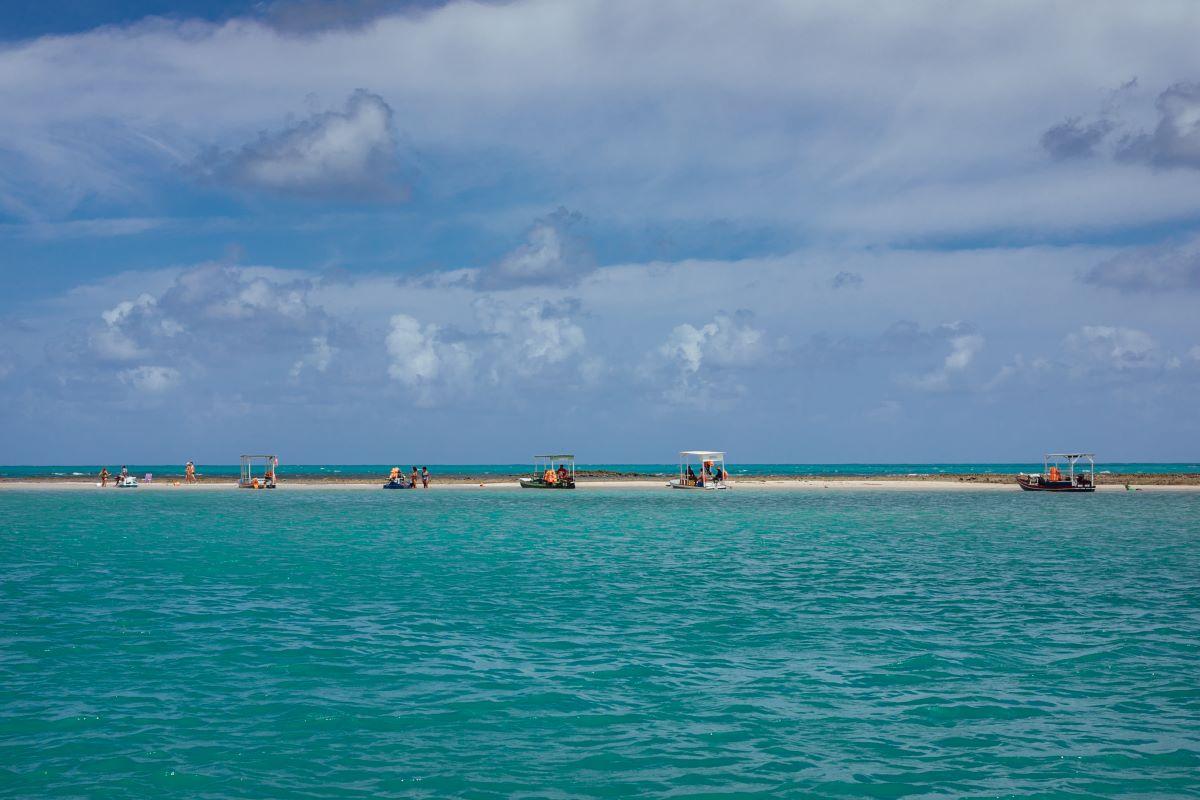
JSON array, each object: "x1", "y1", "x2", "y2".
[
  {"x1": 668, "y1": 479, "x2": 727, "y2": 490},
  {"x1": 1016, "y1": 476, "x2": 1094, "y2": 492},
  {"x1": 519, "y1": 478, "x2": 575, "y2": 489},
  {"x1": 382, "y1": 481, "x2": 411, "y2": 489}
]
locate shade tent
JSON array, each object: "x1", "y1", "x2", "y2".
[
  {"x1": 239, "y1": 454, "x2": 278, "y2": 489},
  {"x1": 672, "y1": 450, "x2": 728, "y2": 489}
]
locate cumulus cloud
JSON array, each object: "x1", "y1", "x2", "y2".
[
  {"x1": 289, "y1": 335, "x2": 336, "y2": 379},
  {"x1": 903, "y1": 333, "x2": 984, "y2": 392},
  {"x1": 385, "y1": 313, "x2": 473, "y2": 405},
  {"x1": 478, "y1": 208, "x2": 595, "y2": 290},
  {"x1": 646, "y1": 312, "x2": 770, "y2": 405},
  {"x1": 383, "y1": 297, "x2": 590, "y2": 404},
  {"x1": 197, "y1": 90, "x2": 403, "y2": 199},
  {"x1": 473, "y1": 298, "x2": 587, "y2": 375},
  {"x1": 1084, "y1": 237, "x2": 1200, "y2": 292},
  {"x1": 75, "y1": 263, "x2": 337, "y2": 400},
  {"x1": 1118, "y1": 82, "x2": 1200, "y2": 169},
  {"x1": 91, "y1": 293, "x2": 182, "y2": 361},
  {"x1": 660, "y1": 313, "x2": 766, "y2": 373}
]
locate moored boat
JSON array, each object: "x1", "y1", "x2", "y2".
[
  {"x1": 668, "y1": 450, "x2": 729, "y2": 490},
  {"x1": 239, "y1": 454, "x2": 278, "y2": 489},
  {"x1": 1017, "y1": 453, "x2": 1095, "y2": 492},
  {"x1": 520, "y1": 454, "x2": 576, "y2": 489}
]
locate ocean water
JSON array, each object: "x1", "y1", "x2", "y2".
[
  {"x1": 3, "y1": 462, "x2": 1198, "y2": 479},
  {"x1": 2, "y1": 488, "x2": 1198, "y2": 798}
]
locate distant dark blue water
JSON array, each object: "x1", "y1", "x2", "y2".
[{"x1": 3, "y1": 462, "x2": 1197, "y2": 479}]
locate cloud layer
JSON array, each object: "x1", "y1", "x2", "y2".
[{"x1": 1, "y1": 1, "x2": 1200, "y2": 461}]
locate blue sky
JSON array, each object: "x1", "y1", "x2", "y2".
[{"x1": 2, "y1": 0, "x2": 1200, "y2": 464}]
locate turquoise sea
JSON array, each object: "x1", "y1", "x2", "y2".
[{"x1": 2, "y1": 488, "x2": 1199, "y2": 797}]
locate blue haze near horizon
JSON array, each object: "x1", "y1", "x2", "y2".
[{"x1": 2, "y1": 1, "x2": 1200, "y2": 462}]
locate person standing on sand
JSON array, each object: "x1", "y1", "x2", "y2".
[
  {"x1": 411, "y1": 467, "x2": 420, "y2": 488},
  {"x1": 421, "y1": 466, "x2": 430, "y2": 488},
  {"x1": 99, "y1": 467, "x2": 109, "y2": 487},
  {"x1": 185, "y1": 461, "x2": 197, "y2": 483}
]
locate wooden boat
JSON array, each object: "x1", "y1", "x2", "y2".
[
  {"x1": 668, "y1": 450, "x2": 729, "y2": 490},
  {"x1": 520, "y1": 454, "x2": 576, "y2": 489},
  {"x1": 1017, "y1": 453, "x2": 1095, "y2": 492}
]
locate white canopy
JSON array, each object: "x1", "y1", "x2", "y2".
[
  {"x1": 680, "y1": 451, "x2": 724, "y2": 458},
  {"x1": 534, "y1": 454, "x2": 574, "y2": 460}
]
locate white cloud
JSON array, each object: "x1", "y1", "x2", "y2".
[
  {"x1": 479, "y1": 209, "x2": 593, "y2": 289},
  {"x1": 649, "y1": 313, "x2": 769, "y2": 405},
  {"x1": 92, "y1": 292, "x2": 181, "y2": 360},
  {"x1": 385, "y1": 313, "x2": 473, "y2": 404},
  {"x1": 198, "y1": 90, "x2": 402, "y2": 199},
  {"x1": 905, "y1": 333, "x2": 984, "y2": 392},
  {"x1": 474, "y1": 298, "x2": 586, "y2": 373},
  {"x1": 119, "y1": 365, "x2": 181, "y2": 393},
  {"x1": 6, "y1": 3, "x2": 1200, "y2": 239},
  {"x1": 289, "y1": 335, "x2": 335, "y2": 379},
  {"x1": 659, "y1": 314, "x2": 766, "y2": 373},
  {"x1": 1066, "y1": 325, "x2": 1159, "y2": 371}
]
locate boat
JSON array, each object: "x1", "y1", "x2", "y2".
[
  {"x1": 116, "y1": 475, "x2": 138, "y2": 488},
  {"x1": 238, "y1": 454, "x2": 278, "y2": 489},
  {"x1": 519, "y1": 454, "x2": 576, "y2": 489},
  {"x1": 668, "y1": 450, "x2": 728, "y2": 490},
  {"x1": 1017, "y1": 453, "x2": 1096, "y2": 492}
]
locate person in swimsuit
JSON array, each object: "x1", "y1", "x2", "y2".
[
  {"x1": 185, "y1": 461, "x2": 197, "y2": 483},
  {"x1": 411, "y1": 467, "x2": 420, "y2": 488},
  {"x1": 421, "y1": 466, "x2": 430, "y2": 488},
  {"x1": 99, "y1": 467, "x2": 109, "y2": 487}
]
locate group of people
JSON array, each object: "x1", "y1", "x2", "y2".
[
  {"x1": 685, "y1": 460, "x2": 727, "y2": 487},
  {"x1": 540, "y1": 464, "x2": 572, "y2": 485},
  {"x1": 98, "y1": 462, "x2": 200, "y2": 486},
  {"x1": 387, "y1": 466, "x2": 431, "y2": 488},
  {"x1": 97, "y1": 466, "x2": 130, "y2": 487}
]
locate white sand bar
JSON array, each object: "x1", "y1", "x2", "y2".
[{"x1": 0, "y1": 480, "x2": 1195, "y2": 492}]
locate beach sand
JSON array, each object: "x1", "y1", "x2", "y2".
[{"x1": 1, "y1": 479, "x2": 1195, "y2": 492}]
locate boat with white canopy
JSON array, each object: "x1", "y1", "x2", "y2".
[
  {"x1": 520, "y1": 454, "x2": 576, "y2": 489},
  {"x1": 239, "y1": 454, "x2": 278, "y2": 489},
  {"x1": 1017, "y1": 453, "x2": 1095, "y2": 492},
  {"x1": 668, "y1": 451, "x2": 728, "y2": 490}
]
